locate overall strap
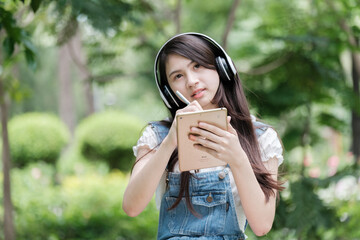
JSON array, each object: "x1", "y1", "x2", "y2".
[
  {"x1": 253, "y1": 120, "x2": 269, "y2": 139},
  {"x1": 149, "y1": 121, "x2": 171, "y2": 171},
  {"x1": 149, "y1": 121, "x2": 170, "y2": 145}
]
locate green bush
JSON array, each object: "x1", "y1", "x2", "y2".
[
  {"x1": 0, "y1": 164, "x2": 159, "y2": 240},
  {"x1": 76, "y1": 110, "x2": 144, "y2": 171},
  {"x1": 8, "y1": 112, "x2": 70, "y2": 167}
]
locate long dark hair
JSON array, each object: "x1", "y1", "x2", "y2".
[{"x1": 156, "y1": 34, "x2": 283, "y2": 215}]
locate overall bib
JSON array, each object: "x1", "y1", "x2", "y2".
[
  {"x1": 150, "y1": 120, "x2": 268, "y2": 240},
  {"x1": 157, "y1": 169, "x2": 245, "y2": 240}
]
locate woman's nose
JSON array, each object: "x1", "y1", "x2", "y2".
[{"x1": 186, "y1": 73, "x2": 199, "y2": 87}]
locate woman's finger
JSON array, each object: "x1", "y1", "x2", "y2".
[
  {"x1": 226, "y1": 116, "x2": 238, "y2": 135},
  {"x1": 197, "y1": 121, "x2": 227, "y2": 137},
  {"x1": 193, "y1": 143, "x2": 220, "y2": 159}
]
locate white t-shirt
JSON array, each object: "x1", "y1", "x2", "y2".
[{"x1": 132, "y1": 116, "x2": 284, "y2": 232}]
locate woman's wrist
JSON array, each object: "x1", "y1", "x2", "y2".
[
  {"x1": 229, "y1": 154, "x2": 250, "y2": 171},
  {"x1": 162, "y1": 134, "x2": 177, "y2": 151}
]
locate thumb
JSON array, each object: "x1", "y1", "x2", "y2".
[
  {"x1": 227, "y1": 116, "x2": 237, "y2": 135},
  {"x1": 227, "y1": 116, "x2": 231, "y2": 124}
]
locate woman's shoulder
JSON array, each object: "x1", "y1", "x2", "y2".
[
  {"x1": 149, "y1": 119, "x2": 171, "y2": 129},
  {"x1": 147, "y1": 118, "x2": 172, "y2": 143},
  {"x1": 251, "y1": 115, "x2": 284, "y2": 165},
  {"x1": 132, "y1": 118, "x2": 171, "y2": 157},
  {"x1": 251, "y1": 115, "x2": 271, "y2": 139},
  {"x1": 148, "y1": 119, "x2": 171, "y2": 136}
]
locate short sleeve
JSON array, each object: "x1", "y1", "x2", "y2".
[
  {"x1": 132, "y1": 125, "x2": 159, "y2": 158},
  {"x1": 258, "y1": 128, "x2": 284, "y2": 166}
]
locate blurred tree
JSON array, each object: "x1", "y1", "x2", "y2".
[
  {"x1": 239, "y1": 0, "x2": 357, "y2": 162},
  {"x1": 58, "y1": 28, "x2": 77, "y2": 132},
  {"x1": 229, "y1": 0, "x2": 359, "y2": 238},
  {"x1": 222, "y1": 0, "x2": 241, "y2": 50},
  {"x1": 1, "y1": 0, "x2": 358, "y2": 239},
  {"x1": 323, "y1": 0, "x2": 360, "y2": 164},
  {"x1": 40, "y1": 0, "x2": 152, "y2": 132},
  {"x1": 0, "y1": 1, "x2": 42, "y2": 239}
]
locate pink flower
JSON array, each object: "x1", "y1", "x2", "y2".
[
  {"x1": 303, "y1": 154, "x2": 312, "y2": 167},
  {"x1": 309, "y1": 167, "x2": 321, "y2": 178},
  {"x1": 327, "y1": 155, "x2": 340, "y2": 176},
  {"x1": 327, "y1": 155, "x2": 339, "y2": 168},
  {"x1": 328, "y1": 168, "x2": 337, "y2": 177}
]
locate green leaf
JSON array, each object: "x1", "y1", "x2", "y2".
[
  {"x1": 275, "y1": 177, "x2": 336, "y2": 238},
  {"x1": 317, "y1": 113, "x2": 347, "y2": 132},
  {"x1": 24, "y1": 47, "x2": 37, "y2": 71},
  {"x1": 30, "y1": 0, "x2": 43, "y2": 13},
  {"x1": 20, "y1": 30, "x2": 37, "y2": 53},
  {"x1": 3, "y1": 36, "x2": 15, "y2": 57}
]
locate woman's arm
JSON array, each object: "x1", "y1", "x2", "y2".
[
  {"x1": 122, "y1": 135, "x2": 176, "y2": 217},
  {"x1": 123, "y1": 100, "x2": 203, "y2": 217},
  {"x1": 189, "y1": 118, "x2": 280, "y2": 236},
  {"x1": 230, "y1": 156, "x2": 278, "y2": 236}
]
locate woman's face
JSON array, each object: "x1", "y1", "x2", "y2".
[{"x1": 165, "y1": 54, "x2": 220, "y2": 110}]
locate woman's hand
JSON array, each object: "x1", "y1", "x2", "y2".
[
  {"x1": 188, "y1": 116, "x2": 247, "y2": 166},
  {"x1": 166, "y1": 100, "x2": 203, "y2": 147}
]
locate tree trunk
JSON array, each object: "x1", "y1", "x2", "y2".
[
  {"x1": 222, "y1": 0, "x2": 241, "y2": 51},
  {"x1": 58, "y1": 42, "x2": 76, "y2": 134},
  {"x1": 67, "y1": 29, "x2": 95, "y2": 116},
  {"x1": 0, "y1": 81, "x2": 16, "y2": 240},
  {"x1": 325, "y1": 0, "x2": 360, "y2": 165},
  {"x1": 351, "y1": 52, "x2": 360, "y2": 164},
  {"x1": 174, "y1": 0, "x2": 182, "y2": 34}
]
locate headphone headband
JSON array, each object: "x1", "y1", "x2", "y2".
[{"x1": 154, "y1": 32, "x2": 237, "y2": 109}]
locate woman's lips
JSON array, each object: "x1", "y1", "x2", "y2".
[{"x1": 192, "y1": 89, "x2": 205, "y2": 99}]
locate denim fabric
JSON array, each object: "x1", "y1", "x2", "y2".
[
  {"x1": 150, "y1": 120, "x2": 269, "y2": 239},
  {"x1": 157, "y1": 169, "x2": 245, "y2": 239},
  {"x1": 150, "y1": 121, "x2": 170, "y2": 144},
  {"x1": 166, "y1": 237, "x2": 245, "y2": 240}
]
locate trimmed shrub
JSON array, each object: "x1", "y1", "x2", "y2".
[
  {"x1": 8, "y1": 112, "x2": 70, "y2": 167},
  {"x1": 0, "y1": 165, "x2": 159, "y2": 240},
  {"x1": 76, "y1": 110, "x2": 144, "y2": 171}
]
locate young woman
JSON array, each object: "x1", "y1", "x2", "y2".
[{"x1": 122, "y1": 32, "x2": 284, "y2": 239}]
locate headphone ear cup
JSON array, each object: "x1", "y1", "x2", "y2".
[
  {"x1": 163, "y1": 85, "x2": 181, "y2": 109},
  {"x1": 215, "y1": 56, "x2": 233, "y2": 82},
  {"x1": 158, "y1": 87, "x2": 172, "y2": 109}
]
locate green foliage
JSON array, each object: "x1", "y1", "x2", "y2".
[
  {"x1": 336, "y1": 198, "x2": 360, "y2": 238},
  {"x1": 274, "y1": 177, "x2": 336, "y2": 239},
  {"x1": 239, "y1": 0, "x2": 356, "y2": 154},
  {"x1": 76, "y1": 110, "x2": 144, "y2": 171},
  {"x1": 30, "y1": 0, "x2": 43, "y2": 12},
  {"x1": 1, "y1": 1, "x2": 359, "y2": 239},
  {"x1": 0, "y1": 1, "x2": 39, "y2": 69},
  {"x1": 0, "y1": 163, "x2": 158, "y2": 240},
  {"x1": 317, "y1": 112, "x2": 348, "y2": 133},
  {"x1": 8, "y1": 112, "x2": 70, "y2": 167},
  {"x1": 47, "y1": 0, "x2": 153, "y2": 45}
]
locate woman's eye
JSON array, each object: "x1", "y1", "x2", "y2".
[
  {"x1": 174, "y1": 74, "x2": 183, "y2": 80},
  {"x1": 194, "y1": 63, "x2": 201, "y2": 69}
]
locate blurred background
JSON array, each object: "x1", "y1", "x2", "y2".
[{"x1": 0, "y1": 0, "x2": 359, "y2": 239}]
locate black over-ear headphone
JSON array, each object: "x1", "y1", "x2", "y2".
[{"x1": 154, "y1": 32, "x2": 237, "y2": 109}]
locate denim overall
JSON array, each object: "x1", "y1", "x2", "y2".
[{"x1": 150, "y1": 120, "x2": 268, "y2": 240}]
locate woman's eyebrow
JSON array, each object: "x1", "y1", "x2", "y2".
[{"x1": 168, "y1": 60, "x2": 195, "y2": 78}]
